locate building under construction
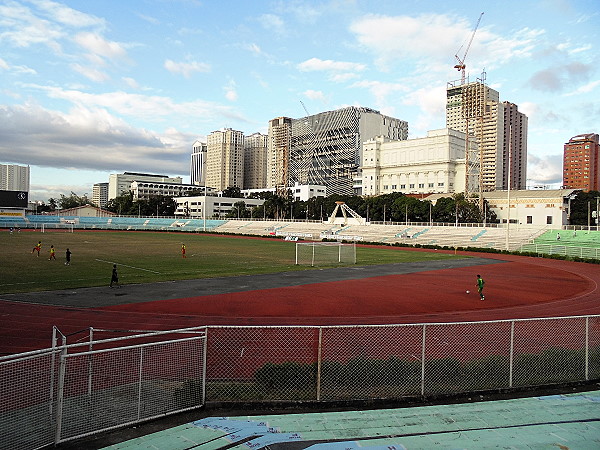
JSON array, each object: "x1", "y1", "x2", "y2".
[
  {"x1": 446, "y1": 78, "x2": 527, "y2": 193},
  {"x1": 289, "y1": 106, "x2": 408, "y2": 196}
]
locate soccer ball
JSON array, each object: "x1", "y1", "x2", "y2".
[{"x1": 466, "y1": 290, "x2": 470, "y2": 294}]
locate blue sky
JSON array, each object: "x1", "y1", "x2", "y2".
[{"x1": 0, "y1": 0, "x2": 599, "y2": 202}]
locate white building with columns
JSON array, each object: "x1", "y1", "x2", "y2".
[{"x1": 361, "y1": 128, "x2": 479, "y2": 196}]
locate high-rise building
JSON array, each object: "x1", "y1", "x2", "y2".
[
  {"x1": 190, "y1": 140, "x2": 207, "y2": 186},
  {"x1": 0, "y1": 163, "x2": 30, "y2": 191},
  {"x1": 502, "y1": 102, "x2": 528, "y2": 190},
  {"x1": 206, "y1": 128, "x2": 244, "y2": 191},
  {"x1": 267, "y1": 117, "x2": 292, "y2": 190},
  {"x1": 243, "y1": 133, "x2": 268, "y2": 190},
  {"x1": 290, "y1": 106, "x2": 408, "y2": 196},
  {"x1": 108, "y1": 172, "x2": 182, "y2": 200},
  {"x1": 92, "y1": 182, "x2": 109, "y2": 208},
  {"x1": 446, "y1": 79, "x2": 528, "y2": 192},
  {"x1": 563, "y1": 133, "x2": 600, "y2": 191}
]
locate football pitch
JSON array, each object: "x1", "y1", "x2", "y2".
[{"x1": 1, "y1": 230, "x2": 464, "y2": 294}]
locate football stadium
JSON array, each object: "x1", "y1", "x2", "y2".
[{"x1": 1, "y1": 217, "x2": 599, "y2": 449}]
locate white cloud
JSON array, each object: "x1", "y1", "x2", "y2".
[
  {"x1": 0, "y1": 1, "x2": 65, "y2": 51},
  {"x1": 0, "y1": 102, "x2": 192, "y2": 175},
  {"x1": 224, "y1": 79, "x2": 238, "y2": 102},
  {"x1": 164, "y1": 59, "x2": 211, "y2": 78},
  {"x1": 258, "y1": 13, "x2": 285, "y2": 34},
  {"x1": 19, "y1": 83, "x2": 248, "y2": 126},
  {"x1": 303, "y1": 90, "x2": 326, "y2": 101},
  {"x1": 298, "y1": 57, "x2": 366, "y2": 73},
  {"x1": 565, "y1": 79, "x2": 600, "y2": 96},
  {"x1": 349, "y1": 13, "x2": 543, "y2": 73},
  {"x1": 0, "y1": 57, "x2": 8, "y2": 70},
  {"x1": 71, "y1": 63, "x2": 110, "y2": 82},
  {"x1": 34, "y1": 0, "x2": 106, "y2": 28},
  {"x1": 122, "y1": 77, "x2": 140, "y2": 90},
  {"x1": 74, "y1": 32, "x2": 128, "y2": 62},
  {"x1": 527, "y1": 153, "x2": 563, "y2": 185},
  {"x1": 351, "y1": 80, "x2": 409, "y2": 112}
]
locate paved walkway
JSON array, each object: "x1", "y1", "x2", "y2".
[{"x1": 103, "y1": 391, "x2": 600, "y2": 449}]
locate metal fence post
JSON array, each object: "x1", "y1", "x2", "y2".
[
  {"x1": 202, "y1": 327, "x2": 208, "y2": 405},
  {"x1": 88, "y1": 327, "x2": 94, "y2": 396},
  {"x1": 54, "y1": 342, "x2": 68, "y2": 445},
  {"x1": 316, "y1": 327, "x2": 323, "y2": 401},
  {"x1": 421, "y1": 324, "x2": 426, "y2": 396},
  {"x1": 585, "y1": 316, "x2": 589, "y2": 380},
  {"x1": 509, "y1": 320, "x2": 515, "y2": 388},
  {"x1": 137, "y1": 346, "x2": 144, "y2": 421}
]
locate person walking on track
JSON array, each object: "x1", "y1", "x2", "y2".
[{"x1": 477, "y1": 274, "x2": 485, "y2": 301}]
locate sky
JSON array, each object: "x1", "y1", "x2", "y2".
[{"x1": 0, "y1": 0, "x2": 599, "y2": 202}]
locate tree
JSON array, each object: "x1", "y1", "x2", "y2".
[
  {"x1": 58, "y1": 192, "x2": 89, "y2": 209},
  {"x1": 222, "y1": 186, "x2": 243, "y2": 198},
  {"x1": 568, "y1": 191, "x2": 600, "y2": 225},
  {"x1": 226, "y1": 201, "x2": 250, "y2": 219},
  {"x1": 106, "y1": 192, "x2": 135, "y2": 215}
]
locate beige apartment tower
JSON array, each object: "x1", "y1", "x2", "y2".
[
  {"x1": 206, "y1": 128, "x2": 244, "y2": 191},
  {"x1": 267, "y1": 117, "x2": 292, "y2": 190},
  {"x1": 446, "y1": 79, "x2": 527, "y2": 192},
  {"x1": 243, "y1": 132, "x2": 268, "y2": 190}
]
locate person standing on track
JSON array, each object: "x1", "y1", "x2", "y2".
[
  {"x1": 65, "y1": 248, "x2": 71, "y2": 265},
  {"x1": 181, "y1": 243, "x2": 186, "y2": 258},
  {"x1": 32, "y1": 240, "x2": 42, "y2": 256},
  {"x1": 48, "y1": 245, "x2": 56, "y2": 260},
  {"x1": 476, "y1": 274, "x2": 485, "y2": 301},
  {"x1": 110, "y1": 264, "x2": 120, "y2": 288}
]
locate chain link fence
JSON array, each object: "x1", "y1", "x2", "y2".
[
  {"x1": 0, "y1": 328, "x2": 206, "y2": 450},
  {"x1": 1, "y1": 316, "x2": 599, "y2": 449}
]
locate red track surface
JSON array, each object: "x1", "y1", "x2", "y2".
[{"x1": 1, "y1": 251, "x2": 599, "y2": 355}]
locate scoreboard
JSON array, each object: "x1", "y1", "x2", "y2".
[{"x1": 0, "y1": 190, "x2": 28, "y2": 207}]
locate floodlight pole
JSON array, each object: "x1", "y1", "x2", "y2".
[{"x1": 203, "y1": 186, "x2": 206, "y2": 232}]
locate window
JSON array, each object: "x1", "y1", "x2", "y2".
[
  {"x1": 527, "y1": 216, "x2": 532, "y2": 224},
  {"x1": 428, "y1": 183, "x2": 434, "y2": 188},
  {"x1": 409, "y1": 184, "x2": 415, "y2": 188},
  {"x1": 547, "y1": 216, "x2": 553, "y2": 224},
  {"x1": 400, "y1": 184, "x2": 406, "y2": 189},
  {"x1": 418, "y1": 183, "x2": 424, "y2": 188}
]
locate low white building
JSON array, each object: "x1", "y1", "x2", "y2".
[
  {"x1": 108, "y1": 172, "x2": 183, "y2": 200},
  {"x1": 361, "y1": 129, "x2": 479, "y2": 196},
  {"x1": 242, "y1": 183, "x2": 326, "y2": 202},
  {"x1": 482, "y1": 189, "x2": 579, "y2": 226},
  {"x1": 174, "y1": 195, "x2": 265, "y2": 218},
  {"x1": 130, "y1": 180, "x2": 200, "y2": 201}
]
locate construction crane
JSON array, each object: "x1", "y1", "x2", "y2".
[{"x1": 454, "y1": 12, "x2": 484, "y2": 85}]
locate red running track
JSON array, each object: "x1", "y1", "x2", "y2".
[{"x1": 1, "y1": 251, "x2": 599, "y2": 355}]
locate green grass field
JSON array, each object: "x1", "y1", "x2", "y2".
[{"x1": 1, "y1": 230, "x2": 464, "y2": 294}]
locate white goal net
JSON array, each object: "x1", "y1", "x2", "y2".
[
  {"x1": 295, "y1": 242, "x2": 356, "y2": 266},
  {"x1": 41, "y1": 223, "x2": 74, "y2": 233}
]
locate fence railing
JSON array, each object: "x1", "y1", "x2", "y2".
[
  {"x1": 0, "y1": 327, "x2": 206, "y2": 450},
  {"x1": 518, "y1": 243, "x2": 600, "y2": 259},
  {"x1": 1, "y1": 316, "x2": 599, "y2": 449}
]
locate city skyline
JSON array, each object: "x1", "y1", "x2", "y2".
[{"x1": 0, "y1": 0, "x2": 598, "y2": 202}]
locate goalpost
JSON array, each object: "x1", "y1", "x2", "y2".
[
  {"x1": 295, "y1": 242, "x2": 356, "y2": 266},
  {"x1": 41, "y1": 223, "x2": 74, "y2": 233}
]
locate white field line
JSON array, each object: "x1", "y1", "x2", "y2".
[{"x1": 95, "y1": 259, "x2": 161, "y2": 274}]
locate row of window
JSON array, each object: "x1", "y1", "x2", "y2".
[{"x1": 382, "y1": 182, "x2": 445, "y2": 190}]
